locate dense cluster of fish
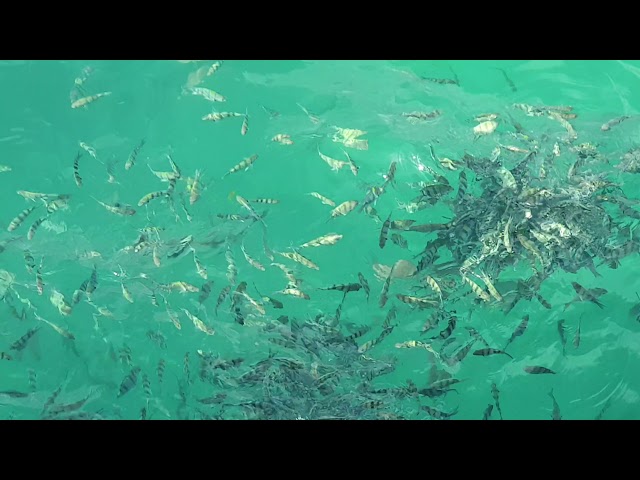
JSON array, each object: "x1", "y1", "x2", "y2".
[{"x1": 0, "y1": 61, "x2": 637, "y2": 419}]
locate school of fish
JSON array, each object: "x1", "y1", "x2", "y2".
[{"x1": 1, "y1": 61, "x2": 639, "y2": 420}]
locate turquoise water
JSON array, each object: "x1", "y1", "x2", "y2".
[{"x1": 1, "y1": 60, "x2": 640, "y2": 419}]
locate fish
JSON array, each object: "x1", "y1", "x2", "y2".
[
  {"x1": 557, "y1": 319, "x2": 567, "y2": 356},
  {"x1": 504, "y1": 314, "x2": 529, "y2": 350},
  {"x1": 125, "y1": 139, "x2": 145, "y2": 170},
  {"x1": 524, "y1": 366, "x2": 556, "y2": 375},
  {"x1": 73, "y1": 152, "x2": 82, "y2": 187},
  {"x1": 71, "y1": 91, "x2": 112, "y2": 109},
  {"x1": 299, "y1": 233, "x2": 343, "y2": 248},
  {"x1": 118, "y1": 367, "x2": 141, "y2": 397},
  {"x1": 7, "y1": 205, "x2": 38, "y2": 232},
  {"x1": 482, "y1": 404, "x2": 494, "y2": 420},
  {"x1": 549, "y1": 389, "x2": 562, "y2": 420},
  {"x1": 379, "y1": 212, "x2": 392, "y2": 249},
  {"x1": 573, "y1": 319, "x2": 582, "y2": 349},
  {"x1": 601, "y1": 115, "x2": 631, "y2": 131},
  {"x1": 491, "y1": 383, "x2": 503, "y2": 420},
  {"x1": 329, "y1": 200, "x2": 358, "y2": 220},
  {"x1": 308, "y1": 192, "x2": 336, "y2": 207},
  {"x1": 473, "y1": 348, "x2": 513, "y2": 359}
]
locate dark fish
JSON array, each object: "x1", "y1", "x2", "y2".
[
  {"x1": 421, "y1": 405, "x2": 459, "y2": 419},
  {"x1": 382, "y1": 306, "x2": 397, "y2": 330},
  {"x1": 482, "y1": 404, "x2": 494, "y2": 420},
  {"x1": 435, "y1": 315, "x2": 457, "y2": 340},
  {"x1": 197, "y1": 393, "x2": 227, "y2": 405},
  {"x1": 473, "y1": 348, "x2": 513, "y2": 359},
  {"x1": 319, "y1": 283, "x2": 362, "y2": 293},
  {"x1": 628, "y1": 292, "x2": 640, "y2": 321},
  {"x1": 573, "y1": 319, "x2": 581, "y2": 349},
  {"x1": 465, "y1": 326, "x2": 491, "y2": 348},
  {"x1": 118, "y1": 366, "x2": 141, "y2": 397},
  {"x1": 379, "y1": 212, "x2": 392, "y2": 249},
  {"x1": 390, "y1": 233, "x2": 408, "y2": 249},
  {"x1": 429, "y1": 378, "x2": 461, "y2": 390},
  {"x1": 601, "y1": 115, "x2": 631, "y2": 132},
  {"x1": 569, "y1": 282, "x2": 605, "y2": 309},
  {"x1": 504, "y1": 314, "x2": 529, "y2": 350},
  {"x1": 215, "y1": 285, "x2": 232, "y2": 315},
  {"x1": 495, "y1": 67, "x2": 517, "y2": 92},
  {"x1": 417, "y1": 387, "x2": 455, "y2": 398},
  {"x1": 358, "y1": 272, "x2": 370, "y2": 301},
  {"x1": 157, "y1": 359, "x2": 166, "y2": 384},
  {"x1": 456, "y1": 170, "x2": 467, "y2": 204},
  {"x1": 445, "y1": 339, "x2": 475, "y2": 366},
  {"x1": 524, "y1": 366, "x2": 556, "y2": 375},
  {"x1": 198, "y1": 280, "x2": 213, "y2": 304},
  {"x1": 557, "y1": 319, "x2": 567, "y2": 356},
  {"x1": 10, "y1": 327, "x2": 41, "y2": 352},
  {"x1": 0, "y1": 390, "x2": 29, "y2": 398},
  {"x1": 491, "y1": 383, "x2": 503, "y2": 420},
  {"x1": 549, "y1": 389, "x2": 562, "y2": 420}
]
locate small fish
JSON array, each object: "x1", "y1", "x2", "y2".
[
  {"x1": 182, "y1": 308, "x2": 215, "y2": 335},
  {"x1": 299, "y1": 233, "x2": 343, "y2": 248},
  {"x1": 73, "y1": 152, "x2": 82, "y2": 187},
  {"x1": 297, "y1": 103, "x2": 321, "y2": 124},
  {"x1": 601, "y1": 115, "x2": 631, "y2": 132},
  {"x1": 473, "y1": 120, "x2": 498, "y2": 136},
  {"x1": 277, "y1": 286, "x2": 310, "y2": 300},
  {"x1": 491, "y1": 383, "x2": 503, "y2": 420},
  {"x1": 157, "y1": 359, "x2": 166, "y2": 384},
  {"x1": 206, "y1": 61, "x2": 223, "y2": 76},
  {"x1": 343, "y1": 150, "x2": 359, "y2": 176},
  {"x1": 35, "y1": 313, "x2": 75, "y2": 340},
  {"x1": 308, "y1": 192, "x2": 336, "y2": 207},
  {"x1": 71, "y1": 91, "x2": 112, "y2": 109},
  {"x1": 241, "y1": 110, "x2": 249, "y2": 135},
  {"x1": 473, "y1": 348, "x2": 513, "y2": 359},
  {"x1": 549, "y1": 389, "x2": 562, "y2": 420},
  {"x1": 495, "y1": 68, "x2": 517, "y2": 92},
  {"x1": 189, "y1": 87, "x2": 225, "y2": 102},
  {"x1": 191, "y1": 249, "x2": 208, "y2": 279},
  {"x1": 320, "y1": 283, "x2": 362, "y2": 293},
  {"x1": 504, "y1": 314, "x2": 529, "y2": 350},
  {"x1": 573, "y1": 319, "x2": 582, "y2": 349},
  {"x1": 202, "y1": 111, "x2": 243, "y2": 122},
  {"x1": 250, "y1": 198, "x2": 279, "y2": 205},
  {"x1": 557, "y1": 319, "x2": 567, "y2": 356},
  {"x1": 390, "y1": 233, "x2": 408, "y2": 249},
  {"x1": 235, "y1": 194, "x2": 267, "y2": 227},
  {"x1": 462, "y1": 275, "x2": 491, "y2": 302},
  {"x1": 278, "y1": 250, "x2": 319, "y2": 270},
  {"x1": 358, "y1": 272, "x2": 370, "y2": 301},
  {"x1": 118, "y1": 366, "x2": 141, "y2": 397},
  {"x1": 241, "y1": 244, "x2": 265, "y2": 271},
  {"x1": 379, "y1": 212, "x2": 392, "y2": 249},
  {"x1": 93, "y1": 198, "x2": 136, "y2": 216},
  {"x1": 10, "y1": 327, "x2": 40, "y2": 351},
  {"x1": 482, "y1": 404, "x2": 494, "y2": 420},
  {"x1": 420, "y1": 405, "x2": 459, "y2": 420},
  {"x1": 272, "y1": 134, "x2": 293, "y2": 145},
  {"x1": 28, "y1": 368, "x2": 37, "y2": 392},
  {"x1": 215, "y1": 285, "x2": 232, "y2": 315},
  {"x1": 524, "y1": 366, "x2": 556, "y2": 375},
  {"x1": 7, "y1": 205, "x2": 38, "y2": 232},
  {"x1": 125, "y1": 139, "x2": 145, "y2": 171},
  {"x1": 318, "y1": 147, "x2": 349, "y2": 171},
  {"x1": 569, "y1": 282, "x2": 605, "y2": 309}
]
